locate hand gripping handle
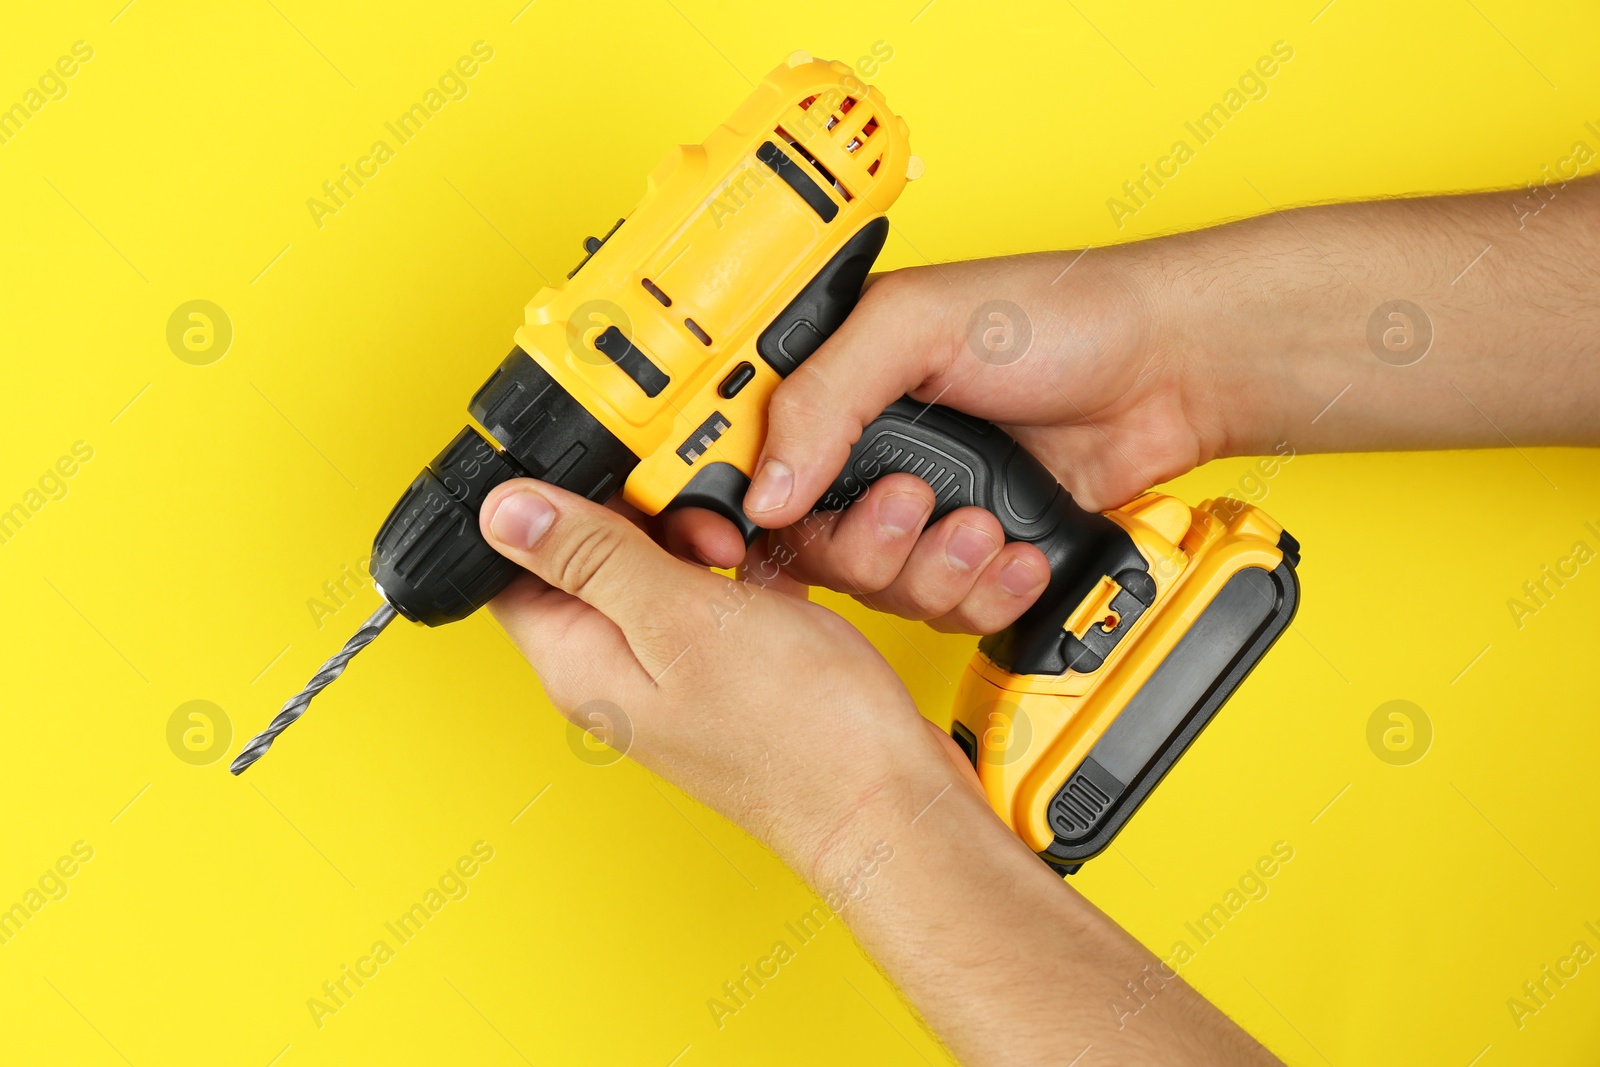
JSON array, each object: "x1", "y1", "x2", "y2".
[{"x1": 817, "y1": 400, "x2": 1150, "y2": 677}]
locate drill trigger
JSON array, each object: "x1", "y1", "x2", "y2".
[{"x1": 665, "y1": 462, "x2": 762, "y2": 546}]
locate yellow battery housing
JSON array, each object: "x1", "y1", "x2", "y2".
[{"x1": 953, "y1": 494, "x2": 1299, "y2": 862}]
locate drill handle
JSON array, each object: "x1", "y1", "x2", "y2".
[{"x1": 818, "y1": 399, "x2": 1148, "y2": 676}]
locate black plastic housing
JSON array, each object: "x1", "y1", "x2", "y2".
[
  {"x1": 370, "y1": 426, "x2": 527, "y2": 625},
  {"x1": 371, "y1": 351, "x2": 639, "y2": 626},
  {"x1": 469, "y1": 348, "x2": 638, "y2": 500},
  {"x1": 756, "y1": 217, "x2": 888, "y2": 376},
  {"x1": 819, "y1": 400, "x2": 1149, "y2": 677}
]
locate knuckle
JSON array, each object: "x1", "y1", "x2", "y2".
[
  {"x1": 768, "y1": 375, "x2": 831, "y2": 431},
  {"x1": 860, "y1": 267, "x2": 940, "y2": 335},
  {"x1": 896, "y1": 578, "x2": 961, "y2": 621},
  {"x1": 943, "y1": 598, "x2": 1016, "y2": 636},
  {"x1": 782, "y1": 518, "x2": 879, "y2": 592},
  {"x1": 835, "y1": 547, "x2": 897, "y2": 594},
  {"x1": 874, "y1": 472, "x2": 934, "y2": 501},
  {"x1": 632, "y1": 609, "x2": 690, "y2": 662},
  {"x1": 556, "y1": 521, "x2": 628, "y2": 597},
  {"x1": 860, "y1": 266, "x2": 914, "y2": 306},
  {"x1": 764, "y1": 538, "x2": 816, "y2": 588}
]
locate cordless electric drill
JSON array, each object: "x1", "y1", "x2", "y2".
[{"x1": 234, "y1": 54, "x2": 1300, "y2": 874}]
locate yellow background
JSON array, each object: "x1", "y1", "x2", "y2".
[{"x1": 2, "y1": 1, "x2": 1597, "y2": 1064}]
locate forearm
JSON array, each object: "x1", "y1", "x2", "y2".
[
  {"x1": 1147, "y1": 177, "x2": 1600, "y2": 458},
  {"x1": 807, "y1": 769, "x2": 1280, "y2": 1066}
]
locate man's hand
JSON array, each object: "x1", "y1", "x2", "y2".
[
  {"x1": 480, "y1": 477, "x2": 1282, "y2": 1067},
  {"x1": 667, "y1": 178, "x2": 1600, "y2": 638},
  {"x1": 476, "y1": 180, "x2": 1600, "y2": 1067},
  {"x1": 663, "y1": 248, "x2": 1211, "y2": 634},
  {"x1": 479, "y1": 476, "x2": 970, "y2": 882}
]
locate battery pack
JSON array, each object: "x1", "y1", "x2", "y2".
[{"x1": 950, "y1": 495, "x2": 1301, "y2": 871}]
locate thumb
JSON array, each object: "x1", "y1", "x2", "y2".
[
  {"x1": 479, "y1": 478, "x2": 704, "y2": 666},
  {"x1": 742, "y1": 272, "x2": 955, "y2": 529}
]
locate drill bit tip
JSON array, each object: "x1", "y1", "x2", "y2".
[{"x1": 230, "y1": 601, "x2": 399, "y2": 775}]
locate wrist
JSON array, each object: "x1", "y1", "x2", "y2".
[
  {"x1": 808, "y1": 792, "x2": 1016, "y2": 928},
  {"x1": 781, "y1": 740, "x2": 981, "y2": 892},
  {"x1": 1131, "y1": 238, "x2": 1280, "y2": 462},
  {"x1": 1135, "y1": 213, "x2": 1371, "y2": 461},
  {"x1": 787, "y1": 757, "x2": 940, "y2": 891}
]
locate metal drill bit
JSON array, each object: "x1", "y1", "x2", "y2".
[{"x1": 230, "y1": 602, "x2": 399, "y2": 775}]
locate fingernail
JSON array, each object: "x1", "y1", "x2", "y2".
[
  {"x1": 745, "y1": 459, "x2": 793, "y2": 514},
  {"x1": 880, "y1": 492, "x2": 932, "y2": 536},
  {"x1": 946, "y1": 524, "x2": 998, "y2": 572},
  {"x1": 999, "y1": 557, "x2": 1045, "y2": 596},
  {"x1": 490, "y1": 490, "x2": 556, "y2": 548}
]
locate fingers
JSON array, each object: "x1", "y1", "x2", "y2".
[
  {"x1": 773, "y1": 474, "x2": 1051, "y2": 635},
  {"x1": 773, "y1": 474, "x2": 936, "y2": 592},
  {"x1": 737, "y1": 538, "x2": 813, "y2": 601},
  {"x1": 480, "y1": 478, "x2": 712, "y2": 672},
  {"x1": 659, "y1": 505, "x2": 748, "y2": 569},
  {"x1": 921, "y1": 540, "x2": 1050, "y2": 635},
  {"x1": 864, "y1": 509, "x2": 1004, "y2": 620},
  {"x1": 743, "y1": 272, "x2": 955, "y2": 529}
]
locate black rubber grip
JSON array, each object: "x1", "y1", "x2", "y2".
[
  {"x1": 370, "y1": 426, "x2": 526, "y2": 626},
  {"x1": 818, "y1": 401, "x2": 1149, "y2": 677},
  {"x1": 371, "y1": 351, "x2": 640, "y2": 626},
  {"x1": 470, "y1": 348, "x2": 638, "y2": 500},
  {"x1": 756, "y1": 218, "x2": 888, "y2": 377}
]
